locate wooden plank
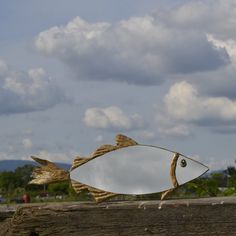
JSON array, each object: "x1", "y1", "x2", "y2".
[
  {"x1": 0, "y1": 197, "x2": 236, "y2": 235},
  {"x1": 0, "y1": 205, "x2": 16, "y2": 222}
]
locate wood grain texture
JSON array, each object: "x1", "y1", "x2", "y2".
[
  {"x1": 90, "y1": 144, "x2": 117, "y2": 158},
  {"x1": 90, "y1": 134, "x2": 138, "y2": 159},
  {"x1": 1, "y1": 197, "x2": 236, "y2": 236},
  {"x1": 71, "y1": 180, "x2": 116, "y2": 202},
  {"x1": 161, "y1": 153, "x2": 179, "y2": 201},
  {"x1": 115, "y1": 134, "x2": 138, "y2": 148},
  {"x1": 29, "y1": 134, "x2": 140, "y2": 203},
  {"x1": 170, "y1": 153, "x2": 179, "y2": 188},
  {"x1": 70, "y1": 157, "x2": 90, "y2": 171},
  {"x1": 29, "y1": 156, "x2": 69, "y2": 185}
]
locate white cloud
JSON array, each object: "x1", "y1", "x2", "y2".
[
  {"x1": 95, "y1": 135, "x2": 104, "y2": 142},
  {"x1": 0, "y1": 60, "x2": 8, "y2": 76},
  {"x1": 84, "y1": 106, "x2": 143, "y2": 131},
  {"x1": 137, "y1": 130, "x2": 156, "y2": 140},
  {"x1": 0, "y1": 149, "x2": 70, "y2": 164},
  {"x1": 157, "y1": 125, "x2": 190, "y2": 137},
  {"x1": 22, "y1": 138, "x2": 33, "y2": 150},
  {"x1": 4, "y1": 68, "x2": 49, "y2": 96},
  {"x1": 35, "y1": 13, "x2": 228, "y2": 85},
  {"x1": 205, "y1": 156, "x2": 234, "y2": 171},
  {"x1": 159, "y1": 81, "x2": 236, "y2": 130},
  {"x1": 0, "y1": 152, "x2": 12, "y2": 161},
  {"x1": 35, "y1": 150, "x2": 72, "y2": 164},
  {"x1": 156, "y1": 0, "x2": 236, "y2": 40},
  {"x1": 32, "y1": 0, "x2": 236, "y2": 108},
  {"x1": 0, "y1": 59, "x2": 67, "y2": 115},
  {"x1": 207, "y1": 34, "x2": 236, "y2": 61}
]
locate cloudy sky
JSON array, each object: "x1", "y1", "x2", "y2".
[{"x1": 1, "y1": 0, "x2": 236, "y2": 170}]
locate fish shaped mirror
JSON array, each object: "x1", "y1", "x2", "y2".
[{"x1": 30, "y1": 134, "x2": 209, "y2": 202}]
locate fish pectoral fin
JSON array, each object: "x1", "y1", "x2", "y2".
[
  {"x1": 90, "y1": 144, "x2": 117, "y2": 158},
  {"x1": 71, "y1": 180, "x2": 90, "y2": 194},
  {"x1": 71, "y1": 180, "x2": 116, "y2": 202},
  {"x1": 161, "y1": 188, "x2": 174, "y2": 200},
  {"x1": 70, "y1": 156, "x2": 90, "y2": 171},
  {"x1": 115, "y1": 134, "x2": 138, "y2": 148},
  {"x1": 88, "y1": 187, "x2": 117, "y2": 203}
]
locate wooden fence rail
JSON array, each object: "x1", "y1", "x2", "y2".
[{"x1": 0, "y1": 197, "x2": 236, "y2": 235}]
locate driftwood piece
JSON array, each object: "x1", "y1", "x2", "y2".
[{"x1": 0, "y1": 197, "x2": 236, "y2": 235}]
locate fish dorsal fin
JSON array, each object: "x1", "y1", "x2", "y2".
[
  {"x1": 115, "y1": 134, "x2": 138, "y2": 148},
  {"x1": 90, "y1": 144, "x2": 117, "y2": 158},
  {"x1": 89, "y1": 135, "x2": 137, "y2": 159},
  {"x1": 71, "y1": 156, "x2": 90, "y2": 171}
]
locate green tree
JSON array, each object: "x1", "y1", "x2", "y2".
[
  {"x1": 227, "y1": 166, "x2": 236, "y2": 188},
  {"x1": 14, "y1": 164, "x2": 35, "y2": 188},
  {"x1": 0, "y1": 171, "x2": 17, "y2": 193},
  {"x1": 48, "y1": 181, "x2": 70, "y2": 195},
  {"x1": 0, "y1": 164, "x2": 42, "y2": 197},
  {"x1": 185, "y1": 177, "x2": 220, "y2": 197}
]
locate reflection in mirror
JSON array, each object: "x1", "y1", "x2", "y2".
[
  {"x1": 30, "y1": 134, "x2": 209, "y2": 202},
  {"x1": 70, "y1": 145, "x2": 209, "y2": 195}
]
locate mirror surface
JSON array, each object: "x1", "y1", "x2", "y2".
[
  {"x1": 70, "y1": 145, "x2": 208, "y2": 195},
  {"x1": 71, "y1": 145, "x2": 174, "y2": 194},
  {"x1": 175, "y1": 156, "x2": 208, "y2": 185}
]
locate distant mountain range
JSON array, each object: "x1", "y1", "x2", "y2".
[{"x1": 0, "y1": 160, "x2": 70, "y2": 172}]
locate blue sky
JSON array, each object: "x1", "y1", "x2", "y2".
[{"x1": 1, "y1": 0, "x2": 236, "y2": 170}]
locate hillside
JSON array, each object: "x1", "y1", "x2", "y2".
[{"x1": 0, "y1": 160, "x2": 70, "y2": 172}]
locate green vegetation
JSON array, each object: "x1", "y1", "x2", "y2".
[
  {"x1": 0, "y1": 164, "x2": 82, "y2": 203},
  {"x1": 0, "y1": 164, "x2": 236, "y2": 203},
  {"x1": 175, "y1": 166, "x2": 236, "y2": 198}
]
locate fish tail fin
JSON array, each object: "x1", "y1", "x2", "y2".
[{"x1": 29, "y1": 156, "x2": 69, "y2": 185}]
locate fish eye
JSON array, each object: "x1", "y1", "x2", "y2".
[{"x1": 180, "y1": 159, "x2": 187, "y2": 168}]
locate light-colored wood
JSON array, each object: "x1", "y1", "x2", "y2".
[
  {"x1": 115, "y1": 134, "x2": 138, "y2": 147},
  {"x1": 71, "y1": 180, "x2": 90, "y2": 194},
  {"x1": 161, "y1": 188, "x2": 174, "y2": 200},
  {"x1": 161, "y1": 153, "x2": 179, "y2": 200},
  {"x1": 70, "y1": 134, "x2": 138, "y2": 201},
  {"x1": 30, "y1": 134, "x2": 131, "y2": 201},
  {"x1": 88, "y1": 187, "x2": 117, "y2": 202},
  {"x1": 31, "y1": 156, "x2": 56, "y2": 168},
  {"x1": 1, "y1": 197, "x2": 236, "y2": 236},
  {"x1": 30, "y1": 156, "x2": 69, "y2": 185},
  {"x1": 90, "y1": 144, "x2": 117, "y2": 158},
  {"x1": 170, "y1": 153, "x2": 179, "y2": 188},
  {"x1": 70, "y1": 156, "x2": 89, "y2": 171},
  {"x1": 30, "y1": 134, "x2": 201, "y2": 202},
  {"x1": 90, "y1": 134, "x2": 138, "y2": 159},
  {"x1": 71, "y1": 180, "x2": 116, "y2": 202}
]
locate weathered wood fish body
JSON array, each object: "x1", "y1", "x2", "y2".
[
  {"x1": 30, "y1": 134, "x2": 209, "y2": 202},
  {"x1": 70, "y1": 145, "x2": 208, "y2": 195}
]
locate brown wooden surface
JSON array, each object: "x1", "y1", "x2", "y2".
[{"x1": 0, "y1": 197, "x2": 236, "y2": 235}]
